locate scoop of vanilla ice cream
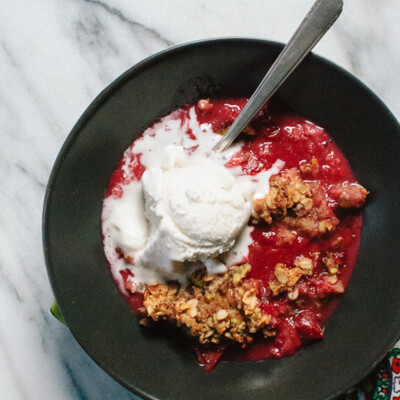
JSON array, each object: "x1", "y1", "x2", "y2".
[{"x1": 137, "y1": 149, "x2": 252, "y2": 277}]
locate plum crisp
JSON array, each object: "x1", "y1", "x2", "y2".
[{"x1": 102, "y1": 98, "x2": 368, "y2": 372}]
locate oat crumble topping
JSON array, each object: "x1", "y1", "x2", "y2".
[
  {"x1": 141, "y1": 264, "x2": 270, "y2": 346},
  {"x1": 253, "y1": 168, "x2": 367, "y2": 237}
]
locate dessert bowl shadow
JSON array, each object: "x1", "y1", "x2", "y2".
[{"x1": 43, "y1": 38, "x2": 400, "y2": 400}]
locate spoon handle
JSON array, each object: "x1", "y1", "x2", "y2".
[{"x1": 213, "y1": 0, "x2": 343, "y2": 153}]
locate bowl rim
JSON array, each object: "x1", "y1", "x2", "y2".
[{"x1": 42, "y1": 37, "x2": 400, "y2": 400}]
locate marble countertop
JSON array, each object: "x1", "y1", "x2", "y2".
[{"x1": 1, "y1": 1, "x2": 399, "y2": 399}]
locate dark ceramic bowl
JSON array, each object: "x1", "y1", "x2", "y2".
[{"x1": 43, "y1": 38, "x2": 400, "y2": 400}]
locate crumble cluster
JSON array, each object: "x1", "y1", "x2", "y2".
[
  {"x1": 142, "y1": 264, "x2": 270, "y2": 346},
  {"x1": 268, "y1": 252, "x2": 345, "y2": 301},
  {"x1": 253, "y1": 166, "x2": 368, "y2": 237},
  {"x1": 269, "y1": 257, "x2": 314, "y2": 299}
]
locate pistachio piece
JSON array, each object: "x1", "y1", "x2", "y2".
[{"x1": 232, "y1": 263, "x2": 251, "y2": 285}]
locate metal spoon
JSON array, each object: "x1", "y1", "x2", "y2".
[{"x1": 213, "y1": 0, "x2": 343, "y2": 153}]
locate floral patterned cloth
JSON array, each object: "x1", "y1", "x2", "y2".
[{"x1": 338, "y1": 339, "x2": 400, "y2": 400}]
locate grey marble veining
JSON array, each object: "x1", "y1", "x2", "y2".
[{"x1": 0, "y1": 1, "x2": 398, "y2": 399}]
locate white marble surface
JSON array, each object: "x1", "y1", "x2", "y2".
[{"x1": 0, "y1": 1, "x2": 399, "y2": 399}]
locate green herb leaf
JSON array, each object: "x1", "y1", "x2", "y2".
[{"x1": 50, "y1": 301, "x2": 67, "y2": 327}]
